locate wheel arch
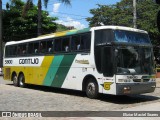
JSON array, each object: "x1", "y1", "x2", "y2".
[
  {"x1": 18, "y1": 71, "x2": 24, "y2": 78},
  {"x1": 82, "y1": 74, "x2": 98, "y2": 91},
  {"x1": 11, "y1": 71, "x2": 17, "y2": 81}
]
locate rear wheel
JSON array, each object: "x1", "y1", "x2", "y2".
[
  {"x1": 18, "y1": 73, "x2": 25, "y2": 88},
  {"x1": 86, "y1": 78, "x2": 98, "y2": 99},
  {"x1": 12, "y1": 74, "x2": 18, "y2": 87}
]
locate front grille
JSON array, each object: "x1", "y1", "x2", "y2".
[
  {"x1": 133, "y1": 79, "x2": 150, "y2": 82},
  {"x1": 143, "y1": 79, "x2": 150, "y2": 82}
]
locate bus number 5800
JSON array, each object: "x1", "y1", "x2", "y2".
[{"x1": 5, "y1": 60, "x2": 13, "y2": 64}]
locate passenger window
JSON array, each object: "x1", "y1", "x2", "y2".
[
  {"x1": 5, "y1": 46, "x2": 10, "y2": 57},
  {"x1": 28, "y1": 43, "x2": 34, "y2": 54},
  {"x1": 54, "y1": 38, "x2": 62, "y2": 52},
  {"x1": 34, "y1": 42, "x2": 39, "y2": 54},
  {"x1": 40, "y1": 41, "x2": 47, "y2": 53},
  {"x1": 10, "y1": 46, "x2": 17, "y2": 56},
  {"x1": 5, "y1": 45, "x2": 17, "y2": 57},
  {"x1": 81, "y1": 33, "x2": 91, "y2": 50},
  {"x1": 47, "y1": 40, "x2": 54, "y2": 53},
  {"x1": 71, "y1": 36, "x2": 81, "y2": 51},
  {"x1": 62, "y1": 37, "x2": 70, "y2": 52},
  {"x1": 18, "y1": 44, "x2": 27, "y2": 55}
]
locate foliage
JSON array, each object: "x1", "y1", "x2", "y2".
[
  {"x1": 56, "y1": 24, "x2": 69, "y2": 32},
  {"x1": 2, "y1": 0, "x2": 57, "y2": 42},
  {"x1": 24, "y1": 0, "x2": 71, "y2": 36},
  {"x1": 87, "y1": 0, "x2": 160, "y2": 46}
]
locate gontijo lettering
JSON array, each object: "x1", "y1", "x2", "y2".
[{"x1": 19, "y1": 58, "x2": 39, "y2": 64}]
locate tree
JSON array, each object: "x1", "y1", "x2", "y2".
[
  {"x1": 0, "y1": 0, "x2": 2, "y2": 67},
  {"x1": 56, "y1": 24, "x2": 69, "y2": 32},
  {"x1": 155, "y1": 0, "x2": 160, "y2": 32},
  {"x1": 24, "y1": 0, "x2": 71, "y2": 36},
  {"x1": 2, "y1": 0, "x2": 57, "y2": 42},
  {"x1": 87, "y1": 0, "x2": 160, "y2": 45}
]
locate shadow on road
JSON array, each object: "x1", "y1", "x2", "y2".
[
  {"x1": 98, "y1": 94, "x2": 159, "y2": 104},
  {"x1": 6, "y1": 83, "x2": 160, "y2": 104}
]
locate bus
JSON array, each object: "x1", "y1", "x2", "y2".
[{"x1": 3, "y1": 26, "x2": 156, "y2": 98}]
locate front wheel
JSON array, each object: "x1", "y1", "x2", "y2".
[
  {"x1": 86, "y1": 79, "x2": 99, "y2": 99},
  {"x1": 18, "y1": 74, "x2": 25, "y2": 88}
]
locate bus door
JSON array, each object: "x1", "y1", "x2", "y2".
[{"x1": 101, "y1": 46, "x2": 116, "y2": 94}]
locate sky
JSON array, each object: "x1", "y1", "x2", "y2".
[{"x1": 2, "y1": 0, "x2": 121, "y2": 29}]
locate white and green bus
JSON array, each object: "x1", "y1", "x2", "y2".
[{"x1": 3, "y1": 26, "x2": 156, "y2": 98}]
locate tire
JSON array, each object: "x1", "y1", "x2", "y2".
[
  {"x1": 18, "y1": 73, "x2": 25, "y2": 88},
  {"x1": 12, "y1": 74, "x2": 18, "y2": 87},
  {"x1": 86, "y1": 78, "x2": 99, "y2": 99}
]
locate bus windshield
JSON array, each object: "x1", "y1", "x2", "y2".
[
  {"x1": 114, "y1": 30, "x2": 151, "y2": 44},
  {"x1": 115, "y1": 46, "x2": 155, "y2": 75}
]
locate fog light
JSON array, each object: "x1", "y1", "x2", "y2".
[
  {"x1": 152, "y1": 79, "x2": 156, "y2": 81},
  {"x1": 151, "y1": 86, "x2": 156, "y2": 88},
  {"x1": 123, "y1": 86, "x2": 131, "y2": 94}
]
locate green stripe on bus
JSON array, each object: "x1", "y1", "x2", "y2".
[
  {"x1": 66, "y1": 30, "x2": 77, "y2": 35},
  {"x1": 76, "y1": 28, "x2": 90, "y2": 34},
  {"x1": 51, "y1": 55, "x2": 76, "y2": 87},
  {"x1": 43, "y1": 56, "x2": 64, "y2": 86},
  {"x1": 66, "y1": 28, "x2": 90, "y2": 36}
]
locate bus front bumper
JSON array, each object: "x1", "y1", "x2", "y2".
[{"x1": 116, "y1": 82, "x2": 156, "y2": 95}]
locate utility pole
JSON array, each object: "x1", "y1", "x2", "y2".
[
  {"x1": 133, "y1": 0, "x2": 137, "y2": 28},
  {"x1": 0, "y1": 0, "x2": 2, "y2": 67}
]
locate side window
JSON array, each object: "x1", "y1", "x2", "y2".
[
  {"x1": 13, "y1": 46, "x2": 17, "y2": 56},
  {"x1": 33, "y1": 42, "x2": 39, "y2": 54},
  {"x1": 62, "y1": 37, "x2": 70, "y2": 52},
  {"x1": 17, "y1": 44, "x2": 27, "y2": 56},
  {"x1": 95, "y1": 30, "x2": 112, "y2": 45},
  {"x1": 40, "y1": 41, "x2": 47, "y2": 53},
  {"x1": 5, "y1": 46, "x2": 10, "y2": 57},
  {"x1": 81, "y1": 33, "x2": 91, "y2": 50},
  {"x1": 71, "y1": 35, "x2": 81, "y2": 51},
  {"x1": 47, "y1": 40, "x2": 54, "y2": 53},
  {"x1": 54, "y1": 38, "x2": 62, "y2": 52},
  {"x1": 28, "y1": 43, "x2": 34, "y2": 54},
  {"x1": 7, "y1": 45, "x2": 17, "y2": 57}
]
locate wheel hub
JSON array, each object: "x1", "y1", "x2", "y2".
[{"x1": 87, "y1": 83, "x2": 95, "y2": 95}]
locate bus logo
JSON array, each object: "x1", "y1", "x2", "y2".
[
  {"x1": 19, "y1": 58, "x2": 39, "y2": 64},
  {"x1": 104, "y1": 82, "x2": 113, "y2": 90}
]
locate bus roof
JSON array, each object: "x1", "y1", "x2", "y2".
[
  {"x1": 5, "y1": 28, "x2": 91, "y2": 46},
  {"x1": 5, "y1": 26, "x2": 147, "y2": 46},
  {"x1": 91, "y1": 26, "x2": 148, "y2": 34}
]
